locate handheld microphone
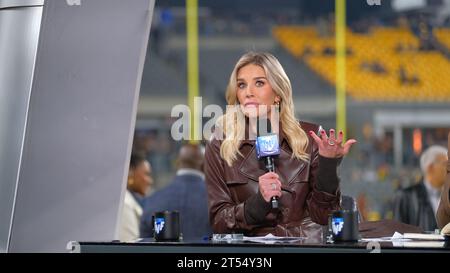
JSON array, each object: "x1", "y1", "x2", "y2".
[{"x1": 255, "y1": 119, "x2": 280, "y2": 209}]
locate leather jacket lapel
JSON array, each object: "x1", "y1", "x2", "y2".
[{"x1": 238, "y1": 142, "x2": 308, "y2": 184}]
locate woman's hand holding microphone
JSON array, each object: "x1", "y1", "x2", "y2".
[{"x1": 258, "y1": 172, "x2": 282, "y2": 202}]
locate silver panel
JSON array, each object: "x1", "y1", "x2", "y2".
[
  {"x1": 8, "y1": 0, "x2": 154, "y2": 252},
  {"x1": 0, "y1": 5, "x2": 43, "y2": 253},
  {"x1": 0, "y1": 0, "x2": 44, "y2": 9}
]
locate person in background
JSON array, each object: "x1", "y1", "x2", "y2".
[
  {"x1": 394, "y1": 145, "x2": 448, "y2": 231},
  {"x1": 119, "y1": 151, "x2": 153, "y2": 241},
  {"x1": 140, "y1": 143, "x2": 212, "y2": 240},
  {"x1": 436, "y1": 133, "x2": 450, "y2": 229}
]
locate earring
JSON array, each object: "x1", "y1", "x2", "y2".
[{"x1": 275, "y1": 101, "x2": 280, "y2": 112}]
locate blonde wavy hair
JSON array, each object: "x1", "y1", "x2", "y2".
[{"x1": 217, "y1": 52, "x2": 310, "y2": 166}]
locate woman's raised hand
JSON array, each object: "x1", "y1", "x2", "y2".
[{"x1": 309, "y1": 129, "x2": 357, "y2": 158}]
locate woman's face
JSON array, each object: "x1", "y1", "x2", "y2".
[
  {"x1": 130, "y1": 161, "x2": 153, "y2": 196},
  {"x1": 236, "y1": 64, "x2": 279, "y2": 118}
]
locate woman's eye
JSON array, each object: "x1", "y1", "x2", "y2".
[
  {"x1": 255, "y1": 80, "x2": 264, "y2": 87},
  {"x1": 237, "y1": 82, "x2": 246, "y2": 89}
]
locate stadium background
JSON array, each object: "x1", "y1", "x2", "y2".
[{"x1": 133, "y1": 0, "x2": 450, "y2": 222}]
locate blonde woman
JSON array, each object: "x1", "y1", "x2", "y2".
[{"x1": 204, "y1": 52, "x2": 357, "y2": 237}]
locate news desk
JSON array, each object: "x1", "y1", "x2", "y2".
[{"x1": 70, "y1": 237, "x2": 450, "y2": 253}]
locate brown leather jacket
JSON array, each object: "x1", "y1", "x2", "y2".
[
  {"x1": 436, "y1": 132, "x2": 450, "y2": 229},
  {"x1": 205, "y1": 121, "x2": 341, "y2": 237}
]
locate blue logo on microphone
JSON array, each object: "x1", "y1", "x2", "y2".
[{"x1": 256, "y1": 134, "x2": 280, "y2": 159}]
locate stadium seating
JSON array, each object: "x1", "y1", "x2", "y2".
[
  {"x1": 273, "y1": 26, "x2": 450, "y2": 102},
  {"x1": 434, "y1": 28, "x2": 450, "y2": 51}
]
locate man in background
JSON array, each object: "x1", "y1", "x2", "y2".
[
  {"x1": 140, "y1": 143, "x2": 212, "y2": 240},
  {"x1": 436, "y1": 133, "x2": 450, "y2": 229},
  {"x1": 394, "y1": 145, "x2": 448, "y2": 231}
]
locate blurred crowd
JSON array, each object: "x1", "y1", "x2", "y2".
[{"x1": 341, "y1": 124, "x2": 449, "y2": 225}]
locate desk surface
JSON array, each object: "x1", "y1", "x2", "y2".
[{"x1": 71, "y1": 237, "x2": 450, "y2": 253}]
